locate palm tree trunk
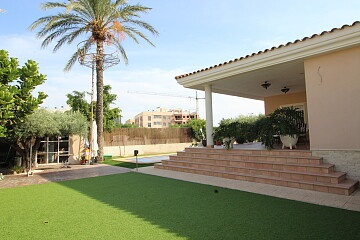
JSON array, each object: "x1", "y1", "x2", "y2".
[{"x1": 95, "y1": 41, "x2": 105, "y2": 162}]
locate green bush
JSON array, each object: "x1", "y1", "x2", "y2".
[
  {"x1": 181, "y1": 119, "x2": 206, "y2": 142},
  {"x1": 256, "y1": 107, "x2": 304, "y2": 149},
  {"x1": 212, "y1": 109, "x2": 304, "y2": 150},
  {"x1": 213, "y1": 115, "x2": 262, "y2": 145},
  {"x1": 10, "y1": 165, "x2": 24, "y2": 174}
]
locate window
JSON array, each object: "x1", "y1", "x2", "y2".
[
  {"x1": 154, "y1": 115, "x2": 162, "y2": 119},
  {"x1": 148, "y1": 116, "x2": 151, "y2": 121},
  {"x1": 148, "y1": 122, "x2": 151, "y2": 127},
  {"x1": 281, "y1": 102, "x2": 308, "y2": 124},
  {"x1": 36, "y1": 136, "x2": 69, "y2": 164}
]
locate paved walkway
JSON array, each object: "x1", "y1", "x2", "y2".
[
  {"x1": 137, "y1": 166, "x2": 360, "y2": 212},
  {"x1": 0, "y1": 164, "x2": 130, "y2": 189}
]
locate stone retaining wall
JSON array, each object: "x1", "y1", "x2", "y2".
[{"x1": 312, "y1": 150, "x2": 360, "y2": 181}]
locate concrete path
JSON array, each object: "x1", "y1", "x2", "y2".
[
  {"x1": 137, "y1": 166, "x2": 360, "y2": 212},
  {"x1": 0, "y1": 164, "x2": 130, "y2": 189}
]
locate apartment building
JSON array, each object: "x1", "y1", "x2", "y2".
[{"x1": 132, "y1": 107, "x2": 198, "y2": 128}]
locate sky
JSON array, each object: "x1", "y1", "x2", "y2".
[{"x1": 1, "y1": 0, "x2": 360, "y2": 125}]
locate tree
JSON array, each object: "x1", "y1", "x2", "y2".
[
  {"x1": 186, "y1": 119, "x2": 206, "y2": 142},
  {"x1": 66, "y1": 85, "x2": 122, "y2": 132},
  {"x1": 0, "y1": 83, "x2": 14, "y2": 137},
  {"x1": 0, "y1": 50, "x2": 47, "y2": 137},
  {"x1": 10, "y1": 109, "x2": 87, "y2": 169},
  {"x1": 30, "y1": 0, "x2": 158, "y2": 161},
  {"x1": 66, "y1": 91, "x2": 91, "y2": 120},
  {"x1": 118, "y1": 123, "x2": 138, "y2": 128},
  {"x1": 0, "y1": 50, "x2": 47, "y2": 166}
]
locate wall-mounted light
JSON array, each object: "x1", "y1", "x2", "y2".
[
  {"x1": 281, "y1": 86, "x2": 290, "y2": 94},
  {"x1": 261, "y1": 81, "x2": 271, "y2": 89}
]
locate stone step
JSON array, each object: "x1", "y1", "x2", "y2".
[
  {"x1": 155, "y1": 163, "x2": 359, "y2": 195},
  {"x1": 184, "y1": 147, "x2": 314, "y2": 157},
  {"x1": 176, "y1": 151, "x2": 323, "y2": 165},
  {"x1": 161, "y1": 159, "x2": 345, "y2": 184},
  {"x1": 169, "y1": 156, "x2": 334, "y2": 174}
]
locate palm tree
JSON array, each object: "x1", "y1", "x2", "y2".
[{"x1": 30, "y1": 0, "x2": 158, "y2": 161}]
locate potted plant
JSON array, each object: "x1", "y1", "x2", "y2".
[
  {"x1": 234, "y1": 122, "x2": 246, "y2": 144},
  {"x1": 80, "y1": 154, "x2": 86, "y2": 164},
  {"x1": 10, "y1": 165, "x2": 24, "y2": 175},
  {"x1": 235, "y1": 121, "x2": 258, "y2": 144},
  {"x1": 212, "y1": 121, "x2": 239, "y2": 149},
  {"x1": 187, "y1": 119, "x2": 206, "y2": 147},
  {"x1": 213, "y1": 127, "x2": 223, "y2": 147},
  {"x1": 257, "y1": 107, "x2": 304, "y2": 149}
]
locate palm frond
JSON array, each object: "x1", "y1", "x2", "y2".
[
  {"x1": 113, "y1": 40, "x2": 128, "y2": 64},
  {"x1": 64, "y1": 42, "x2": 88, "y2": 72},
  {"x1": 65, "y1": 39, "x2": 95, "y2": 72},
  {"x1": 64, "y1": 51, "x2": 80, "y2": 72},
  {"x1": 30, "y1": 0, "x2": 158, "y2": 71},
  {"x1": 122, "y1": 26, "x2": 155, "y2": 47},
  {"x1": 40, "y1": 2, "x2": 67, "y2": 10},
  {"x1": 126, "y1": 19, "x2": 159, "y2": 36},
  {"x1": 53, "y1": 28, "x2": 88, "y2": 52},
  {"x1": 119, "y1": 4, "x2": 152, "y2": 18}
]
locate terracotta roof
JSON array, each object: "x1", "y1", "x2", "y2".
[{"x1": 175, "y1": 21, "x2": 360, "y2": 80}]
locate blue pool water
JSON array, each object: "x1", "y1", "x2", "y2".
[{"x1": 127, "y1": 155, "x2": 171, "y2": 164}]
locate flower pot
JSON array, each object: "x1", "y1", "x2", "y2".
[
  {"x1": 280, "y1": 135, "x2": 298, "y2": 149},
  {"x1": 191, "y1": 139, "x2": 198, "y2": 147},
  {"x1": 223, "y1": 137, "x2": 235, "y2": 149}
]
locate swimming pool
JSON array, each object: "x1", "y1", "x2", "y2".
[{"x1": 126, "y1": 155, "x2": 171, "y2": 164}]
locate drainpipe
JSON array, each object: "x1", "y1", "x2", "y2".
[{"x1": 205, "y1": 84, "x2": 214, "y2": 147}]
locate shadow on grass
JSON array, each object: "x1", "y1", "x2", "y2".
[{"x1": 55, "y1": 172, "x2": 360, "y2": 240}]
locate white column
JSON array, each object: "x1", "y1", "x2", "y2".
[{"x1": 204, "y1": 85, "x2": 214, "y2": 147}]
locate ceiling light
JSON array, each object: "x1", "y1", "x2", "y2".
[
  {"x1": 261, "y1": 81, "x2": 271, "y2": 89},
  {"x1": 281, "y1": 86, "x2": 290, "y2": 94}
]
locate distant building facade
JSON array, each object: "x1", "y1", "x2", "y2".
[{"x1": 132, "y1": 107, "x2": 198, "y2": 128}]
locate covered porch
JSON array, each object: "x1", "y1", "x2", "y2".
[
  {"x1": 175, "y1": 22, "x2": 360, "y2": 154},
  {"x1": 176, "y1": 42, "x2": 308, "y2": 148}
]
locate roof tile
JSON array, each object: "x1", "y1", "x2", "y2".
[{"x1": 175, "y1": 21, "x2": 360, "y2": 80}]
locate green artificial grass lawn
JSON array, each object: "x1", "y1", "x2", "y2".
[{"x1": 1, "y1": 173, "x2": 360, "y2": 240}]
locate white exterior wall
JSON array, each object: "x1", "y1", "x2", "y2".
[{"x1": 305, "y1": 47, "x2": 360, "y2": 150}]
